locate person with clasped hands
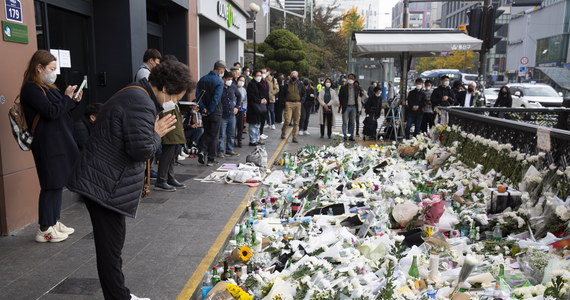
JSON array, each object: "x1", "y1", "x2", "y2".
[
  {"x1": 68, "y1": 60, "x2": 191, "y2": 300},
  {"x1": 20, "y1": 49, "x2": 84, "y2": 243}
]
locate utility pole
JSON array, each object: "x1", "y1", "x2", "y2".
[
  {"x1": 403, "y1": 0, "x2": 410, "y2": 28},
  {"x1": 479, "y1": 0, "x2": 491, "y2": 88}
]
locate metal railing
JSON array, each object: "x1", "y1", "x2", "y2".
[
  {"x1": 446, "y1": 107, "x2": 570, "y2": 129},
  {"x1": 443, "y1": 108, "x2": 570, "y2": 170}
]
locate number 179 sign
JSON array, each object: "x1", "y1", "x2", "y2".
[{"x1": 5, "y1": 0, "x2": 23, "y2": 23}]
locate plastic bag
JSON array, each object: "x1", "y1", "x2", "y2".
[{"x1": 246, "y1": 146, "x2": 268, "y2": 168}]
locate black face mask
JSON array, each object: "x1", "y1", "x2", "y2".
[
  {"x1": 468, "y1": 88, "x2": 474, "y2": 93},
  {"x1": 291, "y1": 77, "x2": 297, "y2": 81}
]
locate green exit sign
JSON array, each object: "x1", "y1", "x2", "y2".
[{"x1": 2, "y1": 21, "x2": 28, "y2": 44}]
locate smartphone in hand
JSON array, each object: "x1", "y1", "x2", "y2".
[{"x1": 74, "y1": 78, "x2": 87, "y2": 100}]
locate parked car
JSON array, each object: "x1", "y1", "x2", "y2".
[
  {"x1": 506, "y1": 83, "x2": 563, "y2": 108},
  {"x1": 483, "y1": 88, "x2": 499, "y2": 107},
  {"x1": 462, "y1": 73, "x2": 478, "y2": 86}
]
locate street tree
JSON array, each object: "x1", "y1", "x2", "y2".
[
  {"x1": 258, "y1": 29, "x2": 307, "y2": 74},
  {"x1": 415, "y1": 51, "x2": 479, "y2": 74},
  {"x1": 339, "y1": 7, "x2": 365, "y2": 39}
]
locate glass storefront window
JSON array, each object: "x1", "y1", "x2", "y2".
[{"x1": 536, "y1": 34, "x2": 569, "y2": 65}]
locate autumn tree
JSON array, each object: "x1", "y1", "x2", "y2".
[
  {"x1": 339, "y1": 7, "x2": 365, "y2": 39},
  {"x1": 415, "y1": 51, "x2": 479, "y2": 73}
]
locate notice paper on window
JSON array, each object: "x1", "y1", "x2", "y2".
[
  {"x1": 58, "y1": 50, "x2": 71, "y2": 68},
  {"x1": 49, "y1": 49, "x2": 61, "y2": 74}
]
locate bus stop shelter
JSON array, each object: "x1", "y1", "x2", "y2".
[{"x1": 349, "y1": 29, "x2": 483, "y2": 104}]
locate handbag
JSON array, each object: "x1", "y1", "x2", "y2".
[{"x1": 250, "y1": 100, "x2": 267, "y2": 115}]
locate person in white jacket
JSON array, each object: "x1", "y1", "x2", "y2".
[{"x1": 317, "y1": 78, "x2": 339, "y2": 139}]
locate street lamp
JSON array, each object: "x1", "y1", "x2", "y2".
[{"x1": 249, "y1": 2, "x2": 261, "y2": 68}]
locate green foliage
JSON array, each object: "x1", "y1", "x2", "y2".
[
  {"x1": 257, "y1": 42, "x2": 271, "y2": 53},
  {"x1": 260, "y1": 29, "x2": 306, "y2": 74}
]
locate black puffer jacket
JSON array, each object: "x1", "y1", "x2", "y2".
[{"x1": 67, "y1": 79, "x2": 162, "y2": 217}]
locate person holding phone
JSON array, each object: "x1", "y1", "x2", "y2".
[{"x1": 20, "y1": 50, "x2": 83, "y2": 243}]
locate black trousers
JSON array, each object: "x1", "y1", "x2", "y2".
[
  {"x1": 199, "y1": 114, "x2": 222, "y2": 158},
  {"x1": 299, "y1": 101, "x2": 314, "y2": 131},
  {"x1": 235, "y1": 111, "x2": 245, "y2": 145},
  {"x1": 355, "y1": 113, "x2": 360, "y2": 135},
  {"x1": 421, "y1": 113, "x2": 435, "y2": 133},
  {"x1": 275, "y1": 100, "x2": 284, "y2": 123},
  {"x1": 259, "y1": 118, "x2": 265, "y2": 135},
  {"x1": 320, "y1": 113, "x2": 333, "y2": 138},
  {"x1": 38, "y1": 188, "x2": 63, "y2": 227},
  {"x1": 84, "y1": 199, "x2": 131, "y2": 300},
  {"x1": 157, "y1": 144, "x2": 177, "y2": 184}
]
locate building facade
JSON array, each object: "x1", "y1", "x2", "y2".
[
  {"x1": 392, "y1": 1, "x2": 441, "y2": 29},
  {"x1": 0, "y1": 0, "x2": 247, "y2": 234},
  {"x1": 506, "y1": 0, "x2": 570, "y2": 80}
]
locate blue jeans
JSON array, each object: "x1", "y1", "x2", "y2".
[
  {"x1": 267, "y1": 102, "x2": 275, "y2": 125},
  {"x1": 218, "y1": 117, "x2": 236, "y2": 154},
  {"x1": 248, "y1": 123, "x2": 261, "y2": 143},
  {"x1": 405, "y1": 112, "x2": 423, "y2": 139},
  {"x1": 342, "y1": 105, "x2": 357, "y2": 138}
]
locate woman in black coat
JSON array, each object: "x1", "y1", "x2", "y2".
[
  {"x1": 67, "y1": 60, "x2": 189, "y2": 300},
  {"x1": 20, "y1": 50, "x2": 82, "y2": 243},
  {"x1": 494, "y1": 85, "x2": 513, "y2": 107},
  {"x1": 246, "y1": 70, "x2": 268, "y2": 146}
]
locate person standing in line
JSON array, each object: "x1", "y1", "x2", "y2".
[
  {"x1": 387, "y1": 81, "x2": 398, "y2": 102},
  {"x1": 317, "y1": 78, "x2": 339, "y2": 139},
  {"x1": 353, "y1": 80, "x2": 368, "y2": 137},
  {"x1": 134, "y1": 49, "x2": 161, "y2": 81},
  {"x1": 405, "y1": 78, "x2": 427, "y2": 139},
  {"x1": 233, "y1": 62, "x2": 242, "y2": 75},
  {"x1": 242, "y1": 66, "x2": 252, "y2": 87},
  {"x1": 367, "y1": 81, "x2": 378, "y2": 100},
  {"x1": 20, "y1": 50, "x2": 82, "y2": 243},
  {"x1": 280, "y1": 71, "x2": 305, "y2": 143},
  {"x1": 266, "y1": 70, "x2": 280, "y2": 130},
  {"x1": 421, "y1": 80, "x2": 435, "y2": 133},
  {"x1": 258, "y1": 68, "x2": 270, "y2": 137},
  {"x1": 247, "y1": 71, "x2": 268, "y2": 146},
  {"x1": 338, "y1": 74, "x2": 361, "y2": 141},
  {"x1": 233, "y1": 71, "x2": 246, "y2": 148},
  {"x1": 74, "y1": 103, "x2": 102, "y2": 150},
  {"x1": 364, "y1": 86, "x2": 382, "y2": 119},
  {"x1": 68, "y1": 60, "x2": 190, "y2": 300},
  {"x1": 275, "y1": 73, "x2": 286, "y2": 124},
  {"x1": 299, "y1": 78, "x2": 316, "y2": 136},
  {"x1": 457, "y1": 82, "x2": 483, "y2": 107},
  {"x1": 217, "y1": 71, "x2": 241, "y2": 157},
  {"x1": 431, "y1": 75, "x2": 456, "y2": 107},
  {"x1": 196, "y1": 60, "x2": 226, "y2": 166}
]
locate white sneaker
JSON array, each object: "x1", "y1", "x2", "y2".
[
  {"x1": 180, "y1": 152, "x2": 189, "y2": 158},
  {"x1": 271, "y1": 125, "x2": 276, "y2": 130},
  {"x1": 35, "y1": 226, "x2": 68, "y2": 243},
  {"x1": 131, "y1": 294, "x2": 151, "y2": 300},
  {"x1": 304, "y1": 131, "x2": 311, "y2": 136},
  {"x1": 260, "y1": 134, "x2": 268, "y2": 140},
  {"x1": 54, "y1": 221, "x2": 75, "y2": 235},
  {"x1": 298, "y1": 131, "x2": 305, "y2": 136},
  {"x1": 177, "y1": 155, "x2": 186, "y2": 161}
]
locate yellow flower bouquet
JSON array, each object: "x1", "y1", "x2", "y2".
[{"x1": 226, "y1": 283, "x2": 253, "y2": 300}]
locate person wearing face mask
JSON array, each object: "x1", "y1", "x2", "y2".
[
  {"x1": 405, "y1": 78, "x2": 427, "y2": 140},
  {"x1": 299, "y1": 78, "x2": 316, "y2": 136},
  {"x1": 196, "y1": 60, "x2": 226, "y2": 166},
  {"x1": 68, "y1": 60, "x2": 189, "y2": 300},
  {"x1": 247, "y1": 71, "x2": 269, "y2": 146},
  {"x1": 242, "y1": 66, "x2": 252, "y2": 87},
  {"x1": 281, "y1": 71, "x2": 306, "y2": 143},
  {"x1": 431, "y1": 75, "x2": 457, "y2": 108},
  {"x1": 266, "y1": 70, "x2": 280, "y2": 130},
  {"x1": 353, "y1": 80, "x2": 368, "y2": 137},
  {"x1": 364, "y1": 86, "x2": 383, "y2": 119},
  {"x1": 421, "y1": 80, "x2": 435, "y2": 133},
  {"x1": 494, "y1": 86, "x2": 512, "y2": 108},
  {"x1": 338, "y1": 73, "x2": 362, "y2": 141},
  {"x1": 317, "y1": 78, "x2": 339, "y2": 139},
  {"x1": 20, "y1": 50, "x2": 83, "y2": 243},
  {"x1": 134, "y1": 48, "x2": 161, "y2": 81},
  {"x1": 217, "y1": 71, "x2": 242, "y2": 157},
  {"x1": 275, "y1": 73, "x2": 286, "y2": 124},
  {"x1": 234, "y1": 75, "x2": 247, "y2": 148},
  {"x1": 457, "y1": 82, "x2": 483, "y2": 108}
]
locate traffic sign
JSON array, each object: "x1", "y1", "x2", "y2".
[
  {"x1": 520, "y1": 56, "x2": 529, "y2": 65},
  {"x1": 4, "y1": 0, "x2": 23, "y2": 23}
]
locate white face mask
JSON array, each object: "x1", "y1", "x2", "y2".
[
  {"x1": 237, "y1": 81, "x2": 245, "y2": 87},
  {"x1": 244, "y1": 71, "x2": 250, "y2": 76},
  {"x1": 375, "y1": 93, "x2": 381, "y2": 97},
  {"x1": 425, "y1": 86, "x2": 432, "y2": 90},
  {"x1": 42, "y1": 70, "x2": 57, "y2": 85},
  {"x1": 325, "y1": 83, "x2": 331, "y2": 88},
  {"x1": 225, "y1": 80, "x2": 233, "y2": 87},
  {"x1": 255, "y1": 76, "x2": 262, "y2": 82},
  {"x1": 162, "y1": 94, "x2": 176, "y2": 112},
  {"x1": 261, "y1": 73, "x2": 267, "y2": 79},
  {"x1": 416, "y1": 85, "x2": 423, "y2": 90},
  {"x1": 442, "y1": 81, "x2": 450, "y2": 87},
  {"x1": 347, "y1": 79, "x2": 355, "y2": 85}
]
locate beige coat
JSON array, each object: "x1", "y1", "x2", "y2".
[
  {"x1": 318, "y1": 88, "x2": 339, "y2": 125},
  {"x1": 267, "y1": 75, "x2": 280, "y2": 103}
]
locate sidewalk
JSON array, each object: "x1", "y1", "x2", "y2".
[{"x1": 0, "y1": 113, "x2": 367, "y2": 300}]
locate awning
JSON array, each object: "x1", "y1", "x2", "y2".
[
  {"x1": 536, "y1": 67, "x2": 570, "y2": 91},
  {"x1": 351, "y1": 29, "x2": 483, "y2": 58}
]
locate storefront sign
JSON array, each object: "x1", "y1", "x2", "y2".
[
  {"x1": 4, "y1": 0, "x2": 23, "y2": 23},
  {"x1": 217, "y1": 1, "x2": 241, "y2": 29},
  {"x1": 2, "y1": 21, "x2": 27, "y2": 44}
]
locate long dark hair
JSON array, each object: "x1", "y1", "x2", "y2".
[
  {"x1": 22, "y1": 50, "x2": 57, "y2": 89},
  {"x1": 498, "y1": 85, "x2": 511, "y2": 99}
]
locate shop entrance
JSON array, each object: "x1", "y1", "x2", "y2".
[{"x1": 34, "y1": 1, "x2": 94, "y2": 119}]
